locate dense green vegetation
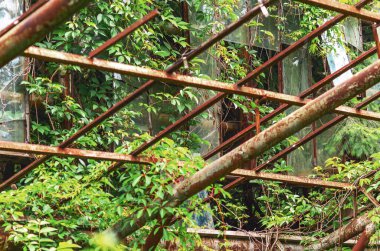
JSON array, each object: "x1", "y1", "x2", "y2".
[{"x1": 1, "y1": 0, "x2": 380, "y2": 250}]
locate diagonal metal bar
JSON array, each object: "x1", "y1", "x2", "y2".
[
  {"x1": 0, "y1": 141, "x2": 152, "y2": 164},
  {"x1": 254, "y1": 91, "x2": 380, "y2": 172},
  {"x1": 203, "y1": 47, "x2": 377, "y2": 160},
  {"x1": 360, "y1": 187, "x2": 380, "y2": 207},
  {"x1": 356, "y1": 0, "x2": 374, "y2": 7},
  {"x1": 0, "y1": 1, "x2": 276, "y2": 191},
  {"x1": 0, "y1": 0, "x2": 91, "y2": 67},
  {"x1": 89, "y1": 9, "x2": 160, "y2": 58},
  {"x1": 105, "y1": 56, "x2": 380, "y2": 241},
  {"x1": 295, "y1": 0, "x2": 380, "y2": 22},
  {"x1": 130, "y1": 0, "x2": 371, "y2": 156}
]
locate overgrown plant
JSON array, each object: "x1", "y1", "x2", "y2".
[{"x1": 2, "y1": 0, "x2": 380, "y2": 250}]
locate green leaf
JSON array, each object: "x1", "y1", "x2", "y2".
[
  {"x1": 154, "y1": 50, "x2": 170, "y2": 57},
  {"x1": 57, "y1": 241, "x2": 81, "y2": 251},
  {"x1": 132, "y1": 176, "x2": 142, "y2": 187},
  {"x1": 40, "y1": 227, "x2": 57, "y2": 234}
]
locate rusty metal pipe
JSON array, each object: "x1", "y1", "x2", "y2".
[
  {"x1": 231, "y1": 169, "x2": 352, "y2": 189},
  {"x1": 0, "y1": 0, "x2": 91, "y2": 67},
  {"x1": 89, "y1": 9, "x2": 160, "y2": 58},
  {"x1": 0, "y1": 141, "x2": 152, "y2": 164},
  {"x1": 307, "y1": 214, "x2": 374, "y2": 250},
  {"x1": 105, "y1": 58, "x2": 380, "y2": 241},
  {"x1": 0, "y1": 0, "x2": 49, "y2": 38},
  {"x1": 24, "y1": 48, "x2": 380, "y2": 123},
  {"x1": 295, "y1": 0, "x2": 380, "y2": 22},
  {"x1": 352, "y1": 223, "x2": 376, "y2": 251}
]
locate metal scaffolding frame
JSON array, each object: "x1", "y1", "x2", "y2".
[{"x1": 1, "y1": 0, "x2": 380, "y2": 248}]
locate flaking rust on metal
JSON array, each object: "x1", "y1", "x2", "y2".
[
  {"x1": 0, "y1": 0, "x2": 91, "y2": 67},
  {"x1": 24, "y1": 47, "x2": 380, "y2": 123}
]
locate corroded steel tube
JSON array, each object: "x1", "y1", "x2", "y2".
[
  {"x1": 295, "y1": 0, "x2": 380, "y2": 22},
  {"x1": 0, "y1": 140, "x2": 152, "y2": 164},
  {"x1": 0, "y1": 0, "x2": 91, "y2": 67}
]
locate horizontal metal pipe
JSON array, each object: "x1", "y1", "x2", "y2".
[
  {"x1": 24, "y1": 46, "x2": 380, "y2": 129},
  {"x1": 0, "y1": 0, "x2": 91, "y2": 67},
  {"x1": 0, "y1": 141, "x2": 152, "y2": 164},
  {"x1": 231, "y1": 169, "x2": 352, "y2": 189},
  {"x1": 295, "y1": 0, "x2": 380, "y2": 22}
]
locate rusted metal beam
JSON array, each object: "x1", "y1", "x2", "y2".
[
  {"x1": 296, "y1": 0, "x2": 380, "y2": 22},
  {"x1": 0, "y1": 2, "x2": 275, "y2": 191},
  {"x1": 0, "y1": 141, "x2": 151, "y2": 164},
  {"x1": 359, "y1": 187, "x2": 380, "y2": 207},
  {"x1": 88, "y1": 9, "x2": 160, "y2": 58},
  {"x1": 356, "y1": 0, "x2": 374, "y2": 8},
  {"x1": 352, "y1": 223, "x2": 376, "y2": 251},
  {"x1": 129, "y1": 1, "x2": 371, "y2": 156},
  {"x1": 230, "y1": 169, "x2": 352, "y2": 189},
  {"x1": 105, "y1": 57, "x2": 380, "y2": 241},
  {"x1": 0, "y1": 0, "x2": 91, "y2": 67},
  {"x1": 254, "y1": 91, "x2": 380, "y2": 172},
  {"x1": 203, "y1": 47, "x2": 377, "y2": 160},
  {"x1": 24, "y1": 47, "x2": 380, "y2": 123},
  {"x1": 0, "y1": 0, "x2": 49, "y2": 38}
]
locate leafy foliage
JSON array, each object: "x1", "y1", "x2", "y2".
[{"x1": 2, "y1": 0, "x2": 380, "y2": 250}]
